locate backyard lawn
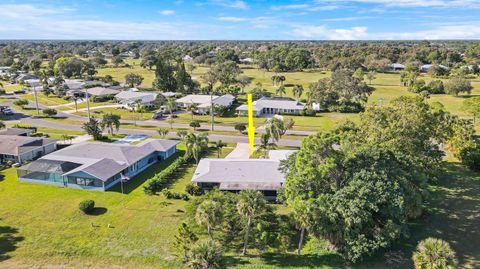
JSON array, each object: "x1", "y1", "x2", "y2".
[{"x1": 1, "y1": 153, "x2": 479, "y2": 268}]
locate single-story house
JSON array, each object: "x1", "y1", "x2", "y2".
[
  {"x1": 0, "y1": 127, "x2": 34, "y2": 136},
  {"x1": 183, "y1": 55, "x2": 193, "y2": 62},
  {"x1": 240, "y1": 58, "x2": 254, "y2": 64},
  {"x1": 115, "y1": 90, "x2": 158, "y2": 110},
  {"x1": 0, "y1": 135, "x2": 57, "y2": 164},
  {"x1": 236, "y1": 97, "x2": 305, "y2": 117},
  {"x1": 389, "y1": 63, "x2": 405, "y2": 71},
  {"x1": 14, "y1": 73, "x2": 38, "y2": 83},
  {"x1": 191, "y1": 150, "x2": 297, "y2": 199},
  {"x1": 86, "y1": 87, "x2": 120, "y2": 99},
  {"x1": 420, "y1": 64, "x2": 449, "y2": 72},
  {"x1": 17, "y1": 139, "x2": 179, "y2": 191},
  {"x1": 176, "y1": 94, "x2": 235, "y2": 114}
]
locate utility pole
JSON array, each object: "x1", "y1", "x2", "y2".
[
  {"x1": 84, "y1": 88, "x2": 91, "y2": 118},
  {"x1": 33, "y1": 85, "x2": 40, "y2": 116},
  {"x1": 210, "y1": 89, "x2": 214, "y2": 131}
]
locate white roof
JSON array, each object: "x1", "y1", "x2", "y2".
[
  {"x1": 115, "y1": 90, "x2": 158, "y2": 104},
  {"x1": 176, "y1": 94, "x2": 219, "y2": 105},
  {"x1": 389, "y1": 63, "x2": 405, "y2": 68},
  {"x1": 86, "y1": 87, "x2": 120, "y2": 96},
  {"x1": 192, "y1": 159, "x2": 285, "y2": 190},
  {"x1": 237, "y1": 97, "x2": 305, "y2": 111},
  {"x1": 268, "y1": 150, "x2": 297, "y2": 161},
  {"x1": 421, "y1": 64, "x2": 449, "y2": 70}
]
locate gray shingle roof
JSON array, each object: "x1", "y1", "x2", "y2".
[
  {"x1": 0, "y1": 135, "x2": 56, "y2": 155},
  {"x1": 192, "y1": 159, "x2": 285, "y2": 190},
  {"x1": 236, "y1": 97, "x2": 305, "y2": 111},
  {"x1": 86, "y1": 87, "x2": 120, "y2": 96}
]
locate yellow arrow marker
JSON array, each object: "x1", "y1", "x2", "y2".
[{"x1": 247, "y1": 93, "x2": 255, "y2": 156}]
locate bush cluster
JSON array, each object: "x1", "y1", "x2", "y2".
[
  {"x1": 79, "y1": 200, "x2": 95, "y2": 214},
  {"x1": 143, "y1": 156, "x2": 186, "y2": 195},
  {"x1": 185, "y1": 182, "x2": 202, "y2": 196},
  {"x1": 161, "y1": 189, "x2": 190, "y2": 200},
  {"x1": 459, "y1": 143, "x2": 480, "y2": 171}
]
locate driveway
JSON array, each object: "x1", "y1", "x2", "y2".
[{"x1": 225, "y1": 143, "x2": 252, "y2": 159}]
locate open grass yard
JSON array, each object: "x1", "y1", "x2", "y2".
[
  {"x1": 74, "y1": 107, "x2": 154, "y2": 121},
  {"x1": 0, "y1": 145, "x2": 233, "y2": 268},
  {"x1": 21, "y1": 92, "x2": 70, "y2": 106},
  {"x1": 1, "y1": 151, "x2": 479, "y2": 268}
]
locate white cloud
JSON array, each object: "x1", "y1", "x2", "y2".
[
  {"x1": 209, "y1": 0, "x2": 248, "y2": 9},
  {"x1": 271, "y1": 4, "x2": 310, "y2": 11},
  {"x1": 159, "y1": 10, "x2": 175, "y2": 15},
  {"x1": 0, "y1": 4, "x2": 75, "y2": 19},
  {"x1": 291, "y1": 25, "x2": 369, "y2": 39},
  {"x1": 377, "y1": 24, "x2": 480, "y2": 39},
  {"x1": 314, "y1": 0, "x2": 480, "y2": 8},
  {"x1": 217, "y1": 16, "x2": 248, "y2": 22},
  {"x1": 323, "y1": 16, "x2": 374, "y2": 21}
]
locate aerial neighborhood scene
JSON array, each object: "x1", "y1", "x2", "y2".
[{"x1": 1, "y1": 1, "x2": 480, "y2": 269}]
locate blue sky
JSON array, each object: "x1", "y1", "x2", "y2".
[{"x1": 0, "y1": 0, "x2": 479, "y2": 40}]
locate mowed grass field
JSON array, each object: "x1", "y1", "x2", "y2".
[{"x1": 1, "y1": 154, "x2": 479, "y2": 268}]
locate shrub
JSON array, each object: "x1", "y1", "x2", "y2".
[
  {"x1": 412, "y1": 238, "x2": 457, "y2": 269},
  {"x1": 42, "y1": 108, "x2": 57, "y2": 117},
  {"x1": 13, "y1": 99, "x2": 29, "y2": 108},
  {"x1": 79, "y1": 200, "x2": 95, "y2": 214},
  {"x1": 185, "y1": 182, "x2": 202, "y2": 196},
  {"x1": 162, "y1": 189, "x2": 190, "y2": 200},
  {"x1": 234, "y1": 123, "x2": 246, "y2": 133},
  {"x1": 459, "y1": 143, "x2": 480, "y2": 171},
  {"x1": 190, "y1": 120, "x2": 201, "y2": 130},
  {"x1": 143, "y1": 156, "x2": 187, "y2": 195}
]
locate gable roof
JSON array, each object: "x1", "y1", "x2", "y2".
[
  {"x1": 36, "y1": 139, "x2": 178, "y2": 181},
  {"x1": 236, "y1": 97, "x2": 305, "y2": 111},
  {"x1": 115, "y1": 90, "x2": 158, "y2": 104},
  {"x1": 86, "y1": 87, "x2": 120, "y2": 96},
  {"x1": 0, "y1": 135, "x2": 56, "y2": 155}
]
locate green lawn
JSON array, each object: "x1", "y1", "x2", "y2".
[
  {"x1": 2, "y1": 157, "x2": 478, "y2": 268},
  {"x1": 0, "y1": 145, "x2": 234, "y2": 268}
]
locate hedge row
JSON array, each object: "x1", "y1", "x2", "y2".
[{"x1": 143, "y1": 156, "x2": 187, "y2": 195}]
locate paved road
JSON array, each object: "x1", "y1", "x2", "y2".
[{"x1": 16, "y1": 117, "x2": 302, "y2": 147}]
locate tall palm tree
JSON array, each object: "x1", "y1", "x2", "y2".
[
  {"x1": 291, "y1": 200, "x2": 313, "y2": 256},
  {"x1": 195, "y1": 200, "x2": 223, "y2": 237},
  {"x1": 213, "y1": 140, "x2": 225, "y2": 158},
  {"x1": 275, "y1": 86, "x2": 286, "y2": 97},
  {"x1": 292, "y1": 85, "x2": 304, "y2": 101},
  {"x1": 265, "y1": 117, "x2": 285, "y2": 143},
  {"x1": 237, "y1": 190, "x2": 267, "y2": 255},
  {"x1": 101, "y1": 113, "x2": 121, "y2": 134},
  {"x1": 165, "y1": 97, "x2": 176, "y2": 116},
  {"x1": 187, "y1": 103, "x2": 198, "y2": 120},
  {"x1": 258, "y1": 133, "x2": 276, "y2": 158},
  {"x1": 413, "y1": 238, "x2": 457, "y2": 269},
  {"x1": 185, "y1": 133, "x2": 209, "y2": 164},
  {"x1": 201, "y1": 69, "x2": 218, "y2": 131}
]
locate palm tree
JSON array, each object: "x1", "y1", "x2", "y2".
[
  {"x1": 271, "y1": 75, "x2": 278, "y2": 87},
  {"x1": 213, "y1": 140, "x2": 225, "y2": 158},
  {"x1": 195, "y1": 200, "x2": 223, "y2": 237},
  {"x1": 237, "y1": 190, "x2": 267, "y2": 255},
  {"x1": 201, "y1": 69, "x2": 218, "y2": 131},
  {"x1": 61, "y1": 134, "x2": 74, "y2": 144},
  {"x1": 165, "y1": 97, "x2": 176, "y2": 116},
  {"x1": 166, "y1": 115, "x2": 175, "y2": 129},
  {"x1": 291, "y1": 200, "x2": 313, "y2": 256},
  {"x1": 0, "y1": 121, "x2": 5, "y2": 129},
  {"x1": 157, "y1": 127, "x2": 169, "y2": 138},
  {"x1": 265, "y1": 117, "x2": 285, "y2": 142},
  {"x1": 278, "y1": 75, "x2": 286, "y2": 86},
  {"x1": 258, "y1": 133, "x2": 276, "y2": 158},
  {"x1": 72, "y1": 96, "x2": 79, "y2": 112},
  {"x1": 292, "y1": 85, "x2": 304, "y2": 101},
  {"x1": 101, "y1": 113, "x2": 121, "y2": 134},
  {"x1": 413, "y1": 238, "x2": 457, "y2": 269},
  {"x1": 237, "y1": 75, "x2": 252, "y2": 94},
  {"x1": 132, "y1": 99, "x2": 143, "y2": 113},
  {"x1": 187, "y1": 103, "x2": 198, "y2": 120},
  {"x1": 275, "y1": 86, "x2": 286, "y2": 97},
  {"x1": 184, "y1": 133, "x2": 209, "y2": 164},
  {"x1": 186, "y1": 240, "x2": 224, "y2": 269}
]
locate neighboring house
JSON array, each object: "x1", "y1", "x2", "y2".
[
  {"x1": 420, "y1": 64, "x2": 449, "y2": 72},
  {"x1": 0, "y1": 135, "x2": 57, "y2": 164},
  {"x1": 17, "y1": 139, "x2": 179, "y2": 191},
  {"x1": 239, "y1": 58, "x2": 253, "y2": 64},
  {"x1": 0, "y1": 127, "x2": 34, "y2": 136},
  {"x1": 175, "y1": 94, "x2": 235, "y2": 114},
  {"x1": 389, "y1": 63, "x2": 405, "y2": 71},
  {"x1": 191, "y1": 150, "x2": 297, "y2": 200},
  {"x1": 14, "y1": 73, "x2": 38, "y2": 83},
  {"x1": 236, "y1": 97, "x2": 305, "y2": 117},
  {"x1": 115, "y1": 90, "x2": 158, "y2": 110},
  {"x1": 183, "y1": 55, "x2": 193, "y2": 62},
  {"x1": 86, "y1": 87, "x2": 120, "y2": 99}
]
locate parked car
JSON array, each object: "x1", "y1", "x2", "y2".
[
  {"x1": 152, "y1": 112, "x2": 163, "y2": 120},
  {"x1": 0, "y1": 106, "x2": 13, "y2": 115}
]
